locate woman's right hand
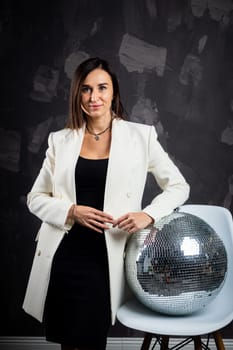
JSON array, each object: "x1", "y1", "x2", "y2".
[{"x1": 73, "y1": 205, "x2": 114, "y2": 233}]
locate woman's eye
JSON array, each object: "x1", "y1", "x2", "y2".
[
  {"x1": 99, "y1": 85, "x2": 107, "y2": 91},
  {"x1": 81, "y1": 86, "x2": 91, "y2": 93}
]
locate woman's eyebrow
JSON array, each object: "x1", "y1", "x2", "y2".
[{"x1": 82, "y1": 82, "x2": 109, "y2": 87}]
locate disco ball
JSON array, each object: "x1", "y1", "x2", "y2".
[{"x1": 125, "y1": 211, "x2": 227, "y2": 315}]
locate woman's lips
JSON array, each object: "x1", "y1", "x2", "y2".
[{"x1": 89, "y1": 104, "x2": 103, "y2": 109}]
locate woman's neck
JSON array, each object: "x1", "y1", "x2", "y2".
[{"x1": 86, "y1": 115, "x2": 113, "y2": 133}]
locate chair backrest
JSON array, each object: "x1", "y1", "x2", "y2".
[{"x1": 179, "y1": 204, "x2": 233, "y2": 327}]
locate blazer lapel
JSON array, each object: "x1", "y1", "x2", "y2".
[
  {"x1": 104, "y1": 119, "x2": 134, "y2": 217},
  {"x1": 61, "y1": 127, "x2": 85, "y2": 204}
]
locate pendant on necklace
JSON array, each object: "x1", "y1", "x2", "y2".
[{"x1": 95, "y1": 135, "x2": 100, "y2": 141}]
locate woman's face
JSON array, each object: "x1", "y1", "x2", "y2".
[{"x1": 80, "y1": 68, "x2": 114, "y2": 121}]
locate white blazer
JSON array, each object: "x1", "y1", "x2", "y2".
[{"x1": 23, "y1": 119, "x2": 190, "y2": 324}]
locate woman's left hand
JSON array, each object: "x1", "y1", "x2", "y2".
[{"x1": 113, "y1": 212, "x2": 154, "y2": 234}]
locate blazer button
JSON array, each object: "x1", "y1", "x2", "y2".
[
  {"x1": 126, "y1": 192, "x2": 132, "y2": 198},
  {"x1": 37, "y1": 250, "x2": 41, "y2": 256}
]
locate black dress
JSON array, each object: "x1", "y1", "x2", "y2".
[{"x1": 44, "y1": 156, "x2": 111, "y2": 349}]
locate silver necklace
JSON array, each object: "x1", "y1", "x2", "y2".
[{"x1": 86, "y1": 124, "x2": 111, "y2": 141}]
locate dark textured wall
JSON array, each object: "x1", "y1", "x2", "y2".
[{"x1": 1, "y1": 0, "x2": 233, "y2": 338}]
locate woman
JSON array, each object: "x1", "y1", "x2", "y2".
[{"x1": 23, "y1": 57, "x2": 190, "y2": 350}]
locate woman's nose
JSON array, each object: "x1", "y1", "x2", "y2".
[{"x1": 90, "y1": 89, "x2": 98, "y2": 101}]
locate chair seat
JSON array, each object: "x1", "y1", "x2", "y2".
[{"x1": 117, "y1": 296, "x2": 233, "y2": 337}]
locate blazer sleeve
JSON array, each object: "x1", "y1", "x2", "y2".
[
  {"x1": 27, "y1": 132, "x2": 74, "y2": 231},
  {"x1": 142, "y1": 126, "x2": 190, "y2": 222}
]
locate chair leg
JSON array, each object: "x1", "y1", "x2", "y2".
[
  {"x1": 193, "y1": 336, "x2": 202, "y2": 350},
  {"x1": 213, "y1": 331, "x2": 225, "y2": 350},
  {"x1": 160, "y1": 335, "x2": 169, "y2": 350},
  {"x1": 141, "y1": 332, "x2": 153, "y2": 350}
]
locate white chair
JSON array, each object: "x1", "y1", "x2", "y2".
[{"x1": 117, "y1": 205, "x2": 233, "y2": 350}]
